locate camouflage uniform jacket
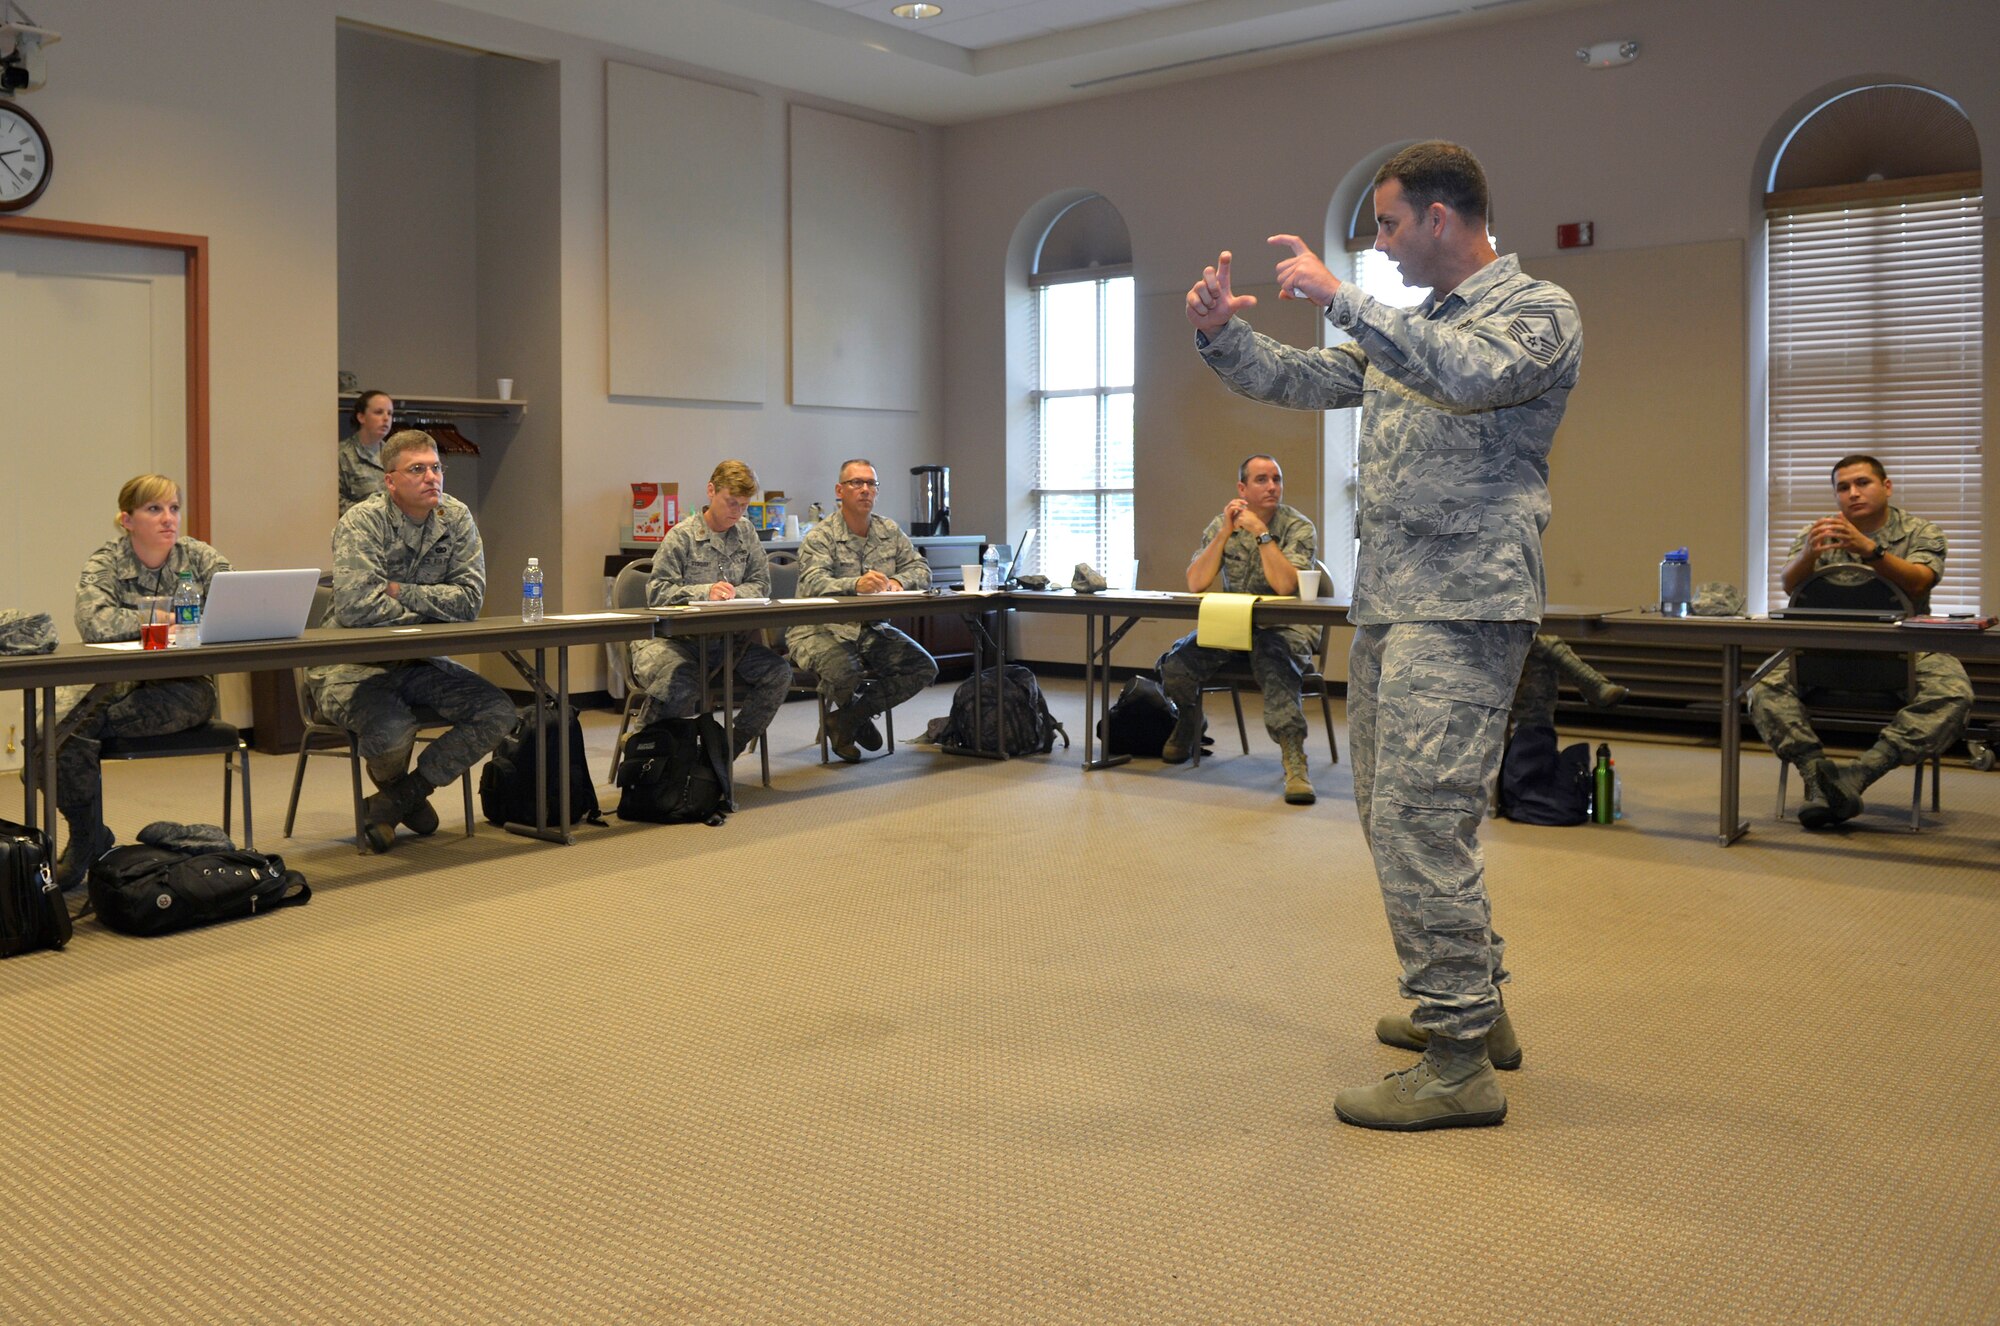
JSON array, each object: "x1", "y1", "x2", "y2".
[
  {"x1": 75, "y1": 534, "x2": 232, "y2": 704},
  {"x1": 337, "y1": 431, "x2": 386, "y2": 516},
  {"x1": 785, "y1": 514, "x2": 930, "y2": 650},
  {"x1": 310, "y1": 492, "x2": 487, "y2": 689},
  {"x1": 649, "y1": 512, "x2": 772, "y2": 606},
  {"x1": 76, "y1": 535, "x2": 233, "y2": 642},
  {"x1": 1788, "y1": 506, "x2": 1946, "y2": 615},
  {"x1": 1194, "y1": 503, "x2": 1317, "y2": 654},
  {"x1": 1198, "y1": 254, "x2": 1582, "y2": 626}
]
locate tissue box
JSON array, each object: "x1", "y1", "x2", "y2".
[{"x1": 631, "y1": 482, "x2": 678, "y2": 543}]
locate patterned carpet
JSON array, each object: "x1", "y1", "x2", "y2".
[{"x1": 3, "y1": 682, "x2": 1996, "y2": 1323}]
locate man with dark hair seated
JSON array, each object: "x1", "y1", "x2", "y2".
[{"x1": 1749, "y1": 453, "x2": 1973, "y2": 828}]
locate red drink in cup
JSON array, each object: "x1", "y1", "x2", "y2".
[{"x1": 141, "y1": 622, "x2": 171, "y2": 649}]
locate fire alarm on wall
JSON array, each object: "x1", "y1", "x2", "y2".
[{"x1": 1557, "y1": 222, "x2": 1594, "y2": 249}]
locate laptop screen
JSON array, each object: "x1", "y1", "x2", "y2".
[{"x1": 196, "y1": 569, "x2": 322, "y2": 645}]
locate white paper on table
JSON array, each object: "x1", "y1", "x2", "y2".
[
  {"x1": 546, "y1": 611, "x2": 645, "y2": 622},
  {"x1": 85, "y1": 641, "x2": 146, "y2": 651},
  {"x1": 672, "y1": 596, "x2": 772, "y2": 608},
  {"x1": 779, "y1": 597, "x2": 839, "y2": 605}
]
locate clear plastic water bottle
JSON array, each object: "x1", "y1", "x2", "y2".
[
  {"x1": 980, "y1": 545, "x2": 1001, "y2": 591},
  {"x1": 1658, "y1": 547, "x2": 1692, "y2": 617},
  {"x1": 522, "y1": 557, "x2": 544, "y2": 623},
  {"x1": 170, "y1": 570, "x2": 202, "y2": 647}
]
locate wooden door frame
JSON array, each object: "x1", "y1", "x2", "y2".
[{"x1": 0, "y1": 215, "x2": 211, "y2": 541}]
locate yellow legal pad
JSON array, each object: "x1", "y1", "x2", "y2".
[{"x1": 1196, "y1": 593, "x2": 1265, "y2": 650}]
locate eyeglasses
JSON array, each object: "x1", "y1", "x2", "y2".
[
  {"x1": 840, "y1": 479, "x2": 879, "y2": 489},
  {"x1": 396, "y1": 462, "x2": 446, "y2": 478}
]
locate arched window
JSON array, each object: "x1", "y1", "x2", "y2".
[
  {"x1": 1763, "y1": 85, "x2": 1983, "y2": 611},
  {"x1": 1029, "y1": 195, "x2": 1133, "y2": 581}
]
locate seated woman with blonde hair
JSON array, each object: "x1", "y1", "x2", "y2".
[{"x1": 52, "y1": 475, "x2": 232, "y2": 893}]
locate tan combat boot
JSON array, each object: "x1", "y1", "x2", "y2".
[
  {"x1": 1280, "y1": 740, "x2": 1315, "y2": 805},
  {"x1": 1374, "y1": 1007, "x2": 1522, "y2": 1070},
  {"x1": 1335, "y1": 1034, "x2": 1507, "y2": 1131}
]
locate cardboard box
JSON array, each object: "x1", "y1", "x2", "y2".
[{"x1": 631, "y1": 482, "x2": 678, "y2": 542}]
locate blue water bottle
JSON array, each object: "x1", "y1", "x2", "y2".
[{"x1": 1658, "y1": 548, "x2": 1691, "y2": 617}]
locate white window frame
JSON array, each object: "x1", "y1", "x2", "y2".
[{"x1": 1029, "y1": 269, "x2": 1134, "y2": 579}]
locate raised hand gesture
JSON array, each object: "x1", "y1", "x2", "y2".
[
  {"x1": 1186, "y1": 251, "x2": 1258, "y2": 333},
  {"x1": 1268, "y1": 234, "x2": 1339, "y2": 306}
]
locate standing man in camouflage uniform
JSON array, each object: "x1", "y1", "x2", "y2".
[
  {"x1": 785, "y1": 459, "x2": 936, "y2": 763},
  {"x1": 1156, "y1": 454, "x2": 1321, "y2": 805},
  {"x1": 337, "y1": 390, "x2": 394, "y2": 516},
  {"x1": 310, "y1": 430, "x2": 514, "y2": 853},
  {"x1": 632, "y1": 460, "x2": 793, "y2": 762},
  {"x1": 1187, "y1": 141, "x2": 1582, "y2": 1130},
  {"x1": 52, "y1": 475, "x2": 233, "y2": 891},
  {"x1": 1751, "y1": 454, "x2": 1972, "y2": 828}
]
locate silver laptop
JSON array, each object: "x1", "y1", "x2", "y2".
[{"x1": 195, "y1": 568, "x2": 322, "y2": 645}]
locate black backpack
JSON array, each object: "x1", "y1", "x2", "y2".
[
  {"x1": 88, "y1": 844, "x2": 310, "y2": 937},
  {"x1": 615, "y1": 715, "x2": 733, "y2": 825},
  {"x1": 1095, "y1": 675, "x2": 1211, "y2": 759},
  {"x1": 1497, "y1": 723, "x2": 1592, "y2": 826},
  {"x1": 480, "y1": 703, "x2": 603, "y2": 829},
  {"x1": 0, "y1": 818, "x2": 69, "y2": 957},
  {"x1": 936, "y1": 664, "x2": 1069, "y2": 757}
]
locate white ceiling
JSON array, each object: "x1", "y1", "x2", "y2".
[{"x1": 449, "y1": 0, "x2": 1611, "y2": 125}]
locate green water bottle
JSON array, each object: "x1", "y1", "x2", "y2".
[{"x1": 1593, "y1": 743, "x2": 1615, "y2": 825}]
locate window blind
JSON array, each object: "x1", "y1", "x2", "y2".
[{"x1": 1766, "y1": 192, "x2": 1984, "y2": 612}]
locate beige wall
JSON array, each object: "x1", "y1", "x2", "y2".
[
  {"x1": 21, "y1": 0, "x2": 944, "y2": 690},
  {"x1": 17, "y1": 0, "x2": 1998, "y2": 689},
  {"x1": 941, "y1": 0, "x2": 2000, "y2": 670}
]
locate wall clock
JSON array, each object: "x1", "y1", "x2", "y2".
[{"x1": 0, "y1": 98, "x2": 51, "y2": 212}]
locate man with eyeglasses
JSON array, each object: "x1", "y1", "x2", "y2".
[
  {"x1": 785, "y1": 459, "x2": 936, "y2": 762},
  {"x1": 631, "y1": 459, "x2": 793, "y2": 763},
  {"x1": 309, "y1": 430, "x2": 515, "y2": 852}
]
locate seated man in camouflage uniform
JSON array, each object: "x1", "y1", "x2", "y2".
[
  {"x1": 309, "y1": 430, "x2": 515, "y2": 853},
  {"x1": 1511, "y1": 633, "x2": 1628, "y2": 729},
  {"x1": 53, "y1": 474, "x2": 233, "y2": 891},
  {"x1": 1750, "y1": 453, "x2": 1973, "y2": 829},
  {"x1": 631, "y1": 460, "x2": 793, "y2": 762},
  {"x1": 1156, "y1": 454, "x2": 1320, "y2": 805},
  {"x1": 784, "y1": 459, "x2": 937, "y2": 763}
]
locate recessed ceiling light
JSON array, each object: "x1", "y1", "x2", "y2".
[{"x1": 892, "y1": 3, "x2": 943, "y2": 19}]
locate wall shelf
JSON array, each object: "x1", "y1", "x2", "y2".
[{"x1": 337, "y1": 391, "x2": 526, "y2": 421}]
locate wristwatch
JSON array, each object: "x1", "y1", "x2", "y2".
[
  {"x1": 1861, "y1": 540, "x2": 1885, "y2": 563},
  {"x1": 1256, "y1": 532, "x2": 1276, "y2": 546}
]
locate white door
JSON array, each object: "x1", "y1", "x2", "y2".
[{"x1": 0, "y1": 232, "x2": 187, "y2": 772}]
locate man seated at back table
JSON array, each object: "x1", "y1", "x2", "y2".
[
  {"x1": 630, "y1": 459, "x2": 793, "y2": 763},
  {"x1": 1749, "y1": 453, "x2": 1973, "y2": 828},
  {"x1": 309, "y1": 429, "x2": 516, "y2": 853},
  {"x1": 785, "y1": 458, "x2": 936, "y2": 764},
  {"x1": 1156, "y1": 453, "x2": 1320, "y2": 806}
]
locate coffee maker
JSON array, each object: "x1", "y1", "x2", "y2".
[{"x1": 910, "y1": 465, "x2": 949, "y2": 536}]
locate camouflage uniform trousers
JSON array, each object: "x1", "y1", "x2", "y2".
[
  {"x1": 1156, "y1": 628, "x2": 1310, "y2": 745},
  {"x1": 789, "y1": 625, "x2": 938, "y2": 719},
  {"x1": 1349, "y1": 620, "x2": 1535, "y2": 1042},
  {"x1": 632, "y1": 634, "x2": 792, "y2": 749},
  {"x1": 1748, "y1": 651, "x2": 1973, "y2": 764},
  {"x1": 314, "y1": 659, "x2": 515, "y2": 789},
  {"x1": 51, "y1": 680, "x2": 216, "y2": 816}
]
